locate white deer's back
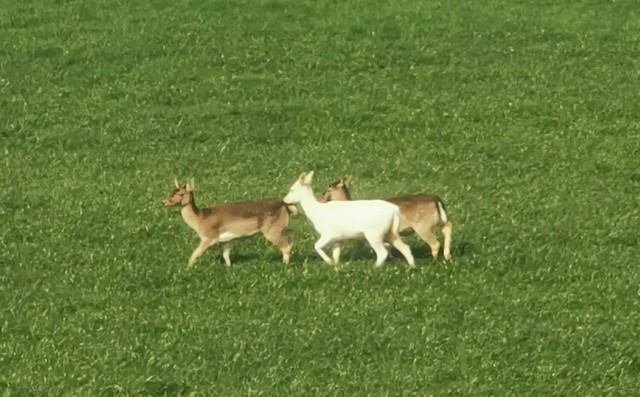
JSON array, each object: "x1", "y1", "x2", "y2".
[{"x1": 307, "y1": 199, "x2": 399, "y2": 237}]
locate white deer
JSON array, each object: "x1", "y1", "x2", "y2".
[{"x1": 283, "y1": 171, "x2": 415, "y2": 267}]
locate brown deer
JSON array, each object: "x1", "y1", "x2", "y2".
[
  {"x1": 162, "y1": 178, "x2": 294, "y2": 268},
  {"x1": 318, "y1": 177, "x2": 452, "y2": 260}
]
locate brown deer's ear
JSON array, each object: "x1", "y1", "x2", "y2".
[
  {"x1": 174, "y1": 178, "x2": 181, "y2": 189},
  {"x1": 343, "y1": 176, "x2": 352, "y2": 187},
  {"x1": 186, "y1": 178, "x2": 195, "y2": 192}
]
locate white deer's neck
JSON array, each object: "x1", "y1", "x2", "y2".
[{"x1": 297, "y1": 187, "x2": 323, "y2": 221}]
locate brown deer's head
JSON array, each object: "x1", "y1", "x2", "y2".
[
  {"x1": 162, "y1": 178, "x2": 194, "y2": 207},
  {"x1": 318, "y1": 176, "x2": 352, "y2": 203}
]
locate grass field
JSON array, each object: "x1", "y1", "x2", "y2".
[{"x1": 1, "y1": 0, "x2": 640, "y2": 395}]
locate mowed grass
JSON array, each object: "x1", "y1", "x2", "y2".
[{"x1": 1, "y1": 0, "x2": 639, "y2": 395}]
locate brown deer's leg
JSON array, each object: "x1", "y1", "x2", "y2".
[
  {"x1": 222, "y1": 243, "x2": 232, "y2": 267},
  {"x1": 262, "y1": 225, "x2": 293, "y2": 265},
  {"x1": 187, "y1": 238, "x2": 217, "y2": 269},
  {"x1": 414, "y1": 224, "x2": 440, "y2": 259},
  {"x1": 441, "y1": 221, "x2": 453, "y2": 260}
]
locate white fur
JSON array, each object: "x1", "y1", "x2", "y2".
[
  {"x1": 284, "y1": 171, "x2": 414, "y2": 267},
  {"x1": 219, "y1": 231, "x2": 245, "y2": 242},
  {"x1": 437, "y1": 200, "x2": 448, "y2": 224}
]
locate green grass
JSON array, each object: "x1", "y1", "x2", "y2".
[{"x1": 1, "y1": 0, "x2": 639, "y2": 395}]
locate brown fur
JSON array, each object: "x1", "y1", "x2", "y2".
[
  {"x1": 163, "y1": 178, "x2": 293, "y2": 268},
  {"x1": 319, "y1": 177, "x2": 452, "y2": 260}
]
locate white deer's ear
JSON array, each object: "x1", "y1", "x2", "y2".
[
  {"x1": 174, "y1": 178, "x2": 181, "y2": 189},
  {"x1": 298, "y1": 172, "x2": 306, "y2": 183},
  {"x1": 186, "y1": 178, "x2": 195, "y2": 192},
  {"x1": 302, "y1": 171, "x2": 314, "y2": 185}
]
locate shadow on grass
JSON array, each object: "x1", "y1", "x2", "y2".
[
  {"x1": 606, "y1": 236, "x2": 638, "y2": 247},
  {"x1": 141, "y1": 378, "x2": 190, "y2": 397},
  {"x1": 0, "y1": 382, "x2": 36, "y2": 397},
  {"x1": 282, "y1": 240, "x2": 477, "y2": 264},
  {"x1": 173, "y1": 239, "x2": 476, "y2": 271},
  {"x1": 452, "y1": 241, "x2": 475, "y2": 257},
  {"x1": 387, "y1": 240, "x2": 475, "y2": 260}
]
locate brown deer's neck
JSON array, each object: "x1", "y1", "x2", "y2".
[
  {"x1": 180, "y1": 193, "x2": 202, "y2": 232},
  {"x1": 180, "y1": 192, "x2": 200, "y2": 211}
]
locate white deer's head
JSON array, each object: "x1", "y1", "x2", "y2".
[{"x1": 283, "y1": 171, "x2": 315, "y2": 204}]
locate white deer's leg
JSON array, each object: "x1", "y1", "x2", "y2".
[
  {"x1": 371, "y1": 242, "x2": 389, "y2": 267},
  {"x1": 441, "y1": 221, "x2": 453, "y2": 260},
  {"x1": 387, "y1": 233, "x2": 415, "y2": 268},
  {"x1": 222, "y1": 243, "x2": 231, "y2": 267},
  {"x1": 314, "y1": 235, "x2": 334, "y2": 265},
  {"x1": 332, "y1": 242, "x2": 341, "y2": 265},
  {"x1": 364, "y1": 233, "x2": 389, "y2": 267},
  {"x1": 187, "y1": 238, "x2": 215, "y2": 269}
]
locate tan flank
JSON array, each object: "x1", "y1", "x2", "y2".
[
  {"x1": 162, "y1": 178, "x2": 294, "y2": 268},
  {"x1": 319, "y1": 177, "x2": 452, "y2": 260}
]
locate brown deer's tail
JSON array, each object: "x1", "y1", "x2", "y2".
[
  {"x1": 285, "y1": 204, "x2": 299, "y2": 216},
  {"x1": 436, "y1": 199, "x2": 448, "y2": 224}
]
